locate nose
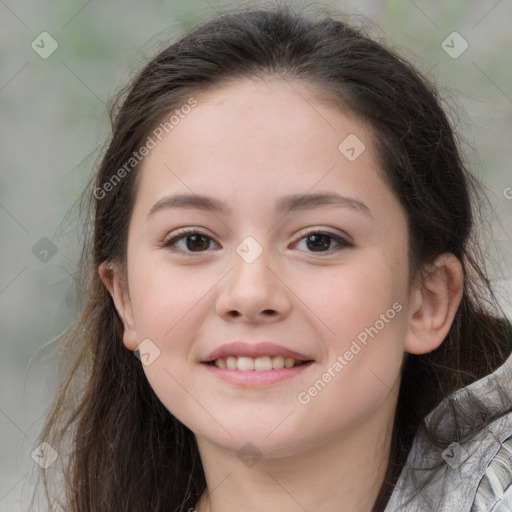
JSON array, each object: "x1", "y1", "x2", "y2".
[{"x1": 215, "y1": 247, "x2": 292, "y2": 323}]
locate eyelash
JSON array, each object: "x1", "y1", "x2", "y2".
[{"x1": 161, "y1": 228, "x2": 352, "y2": 254}]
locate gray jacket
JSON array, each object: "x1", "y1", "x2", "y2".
[{"x1": 385, "y1": 348, "x2": 512, "y2": 511}]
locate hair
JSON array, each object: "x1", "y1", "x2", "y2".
[{"x1": 33, "y1": 3, "x2": 512, "y2": 511}]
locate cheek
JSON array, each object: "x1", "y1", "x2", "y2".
[
  {"x1": 304, "y1": 251, "x2": 409, "y2": 402},
  {"x1": 297, "y1": 291, "x2": 406, "y2": 437},
  {"x1": 129, "y1": 258, "x2": 209, "y2": 339},
  {"x1": 128, "y1": 262, "x2": 213, "y2": 423},
  {"x1": 306, "y1": 252, "x2": 408, "y2": 343}
]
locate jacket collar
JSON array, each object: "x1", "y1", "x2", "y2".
[{"x1": 423, "y1": 345, "x2": 512, "y2": 440}]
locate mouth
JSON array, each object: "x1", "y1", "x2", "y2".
[
  {"x1": 201, "y1": 356, "x2": 315, "y2": 386},
  {"x1": 205, "y1": 355, "x2": 312, "y2": 371}
]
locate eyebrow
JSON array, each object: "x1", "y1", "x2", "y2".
[{"x1": 147, "y1": 192, "x2": 373, "y2": 220}]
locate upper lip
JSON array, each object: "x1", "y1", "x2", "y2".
[{"x1": 202, "y1": 341, "x2": 313, "y2": 363}]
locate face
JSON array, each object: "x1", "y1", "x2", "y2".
[{"x1": 113, "y1": 78, "x2": 416, "y2": 457}]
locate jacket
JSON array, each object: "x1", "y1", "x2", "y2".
[{"x1": 384, "y1": 347, "x2": 512, "y2": 511}]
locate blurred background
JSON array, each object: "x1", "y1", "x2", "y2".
[{"x1": 1, "y1": 0, "x2": 511, "y2": 509}]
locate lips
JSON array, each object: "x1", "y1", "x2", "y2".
[{"x1": 202, "y1": 341, "x2": 313, "y2": 363}]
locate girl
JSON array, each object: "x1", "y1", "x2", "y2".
[{"x1": 34, "y1": 4, "x2": 512, "y2": 511}]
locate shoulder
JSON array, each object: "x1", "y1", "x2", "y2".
[
  {"x1": 471, "y1": 433, "x2": 512, "y2": 512},
  {"x1": 384, "y1": 398, "x2": 512, "y2": 511}
]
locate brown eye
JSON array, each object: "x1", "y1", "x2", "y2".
[
  {"x1": 294, "y1": 231, "x2": 351, "y2": 253},
  {"x1": 163, "y1": 230, "x2": 218, "y2": 253},
  {"x1": 162, "y1": 229, "x2": 351, "y2": 255}
]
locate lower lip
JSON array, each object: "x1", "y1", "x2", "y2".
[{"x1": 202, "y1": 361, "x2": 314, "y2": 386}]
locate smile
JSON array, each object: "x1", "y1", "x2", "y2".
[
  {"x1": 210, "y1": 355, "x2": 308, "y2": 371},
  {"x1": 202, "y1": 359, "x2": 314, "y2": 386}
]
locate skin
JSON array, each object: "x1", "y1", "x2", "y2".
[{"x1": 100, "y1": 78, "x2": 464, "y2": 512}]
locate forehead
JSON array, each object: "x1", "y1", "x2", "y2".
[
  {"x1": 136, "y1": 78, "x2": 381, "y2": 192},
  {"x1": 128, "y1": 79, "x2": 400, "y2": 230}
]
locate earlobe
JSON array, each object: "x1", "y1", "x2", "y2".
[
  {"x1": 98, "y1": 261, "x2": 139, "y2": 351},
  {"x1": 404, "y1": 253, "x2": 464, "y2": 355}
]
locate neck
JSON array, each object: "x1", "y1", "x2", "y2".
[{"x1": 194, "y1": 389, "x2": 397, "y2": 512}]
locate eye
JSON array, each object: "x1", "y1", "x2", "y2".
[
  {"x1": 162, "y1": 229, "x2": 219, "y2": 253},
  {"x1": 162, "y1": 228, "x2": 351, "y2": 254},
  {"x1": 293, "y1": 230, "x2": 352, "y2": 253}
]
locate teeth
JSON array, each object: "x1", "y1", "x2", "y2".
[{"x1": 213, "y1": 355, "x2": 301, "y2": 371}]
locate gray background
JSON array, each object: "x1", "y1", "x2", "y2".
[{"x1": 1, "y1": 0, "x2": 511, "y2": 509}]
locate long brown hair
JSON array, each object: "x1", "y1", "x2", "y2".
[{"x1": 32, "y1": 3, "x2": 512, "y2": 511}]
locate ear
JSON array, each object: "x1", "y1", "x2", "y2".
[
  {"x1": 404, "y1": 253, "x2": 464, "y2": 355},
  {"x1": 98, "y1": 261, "x2": 139, "y2": 351}
]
